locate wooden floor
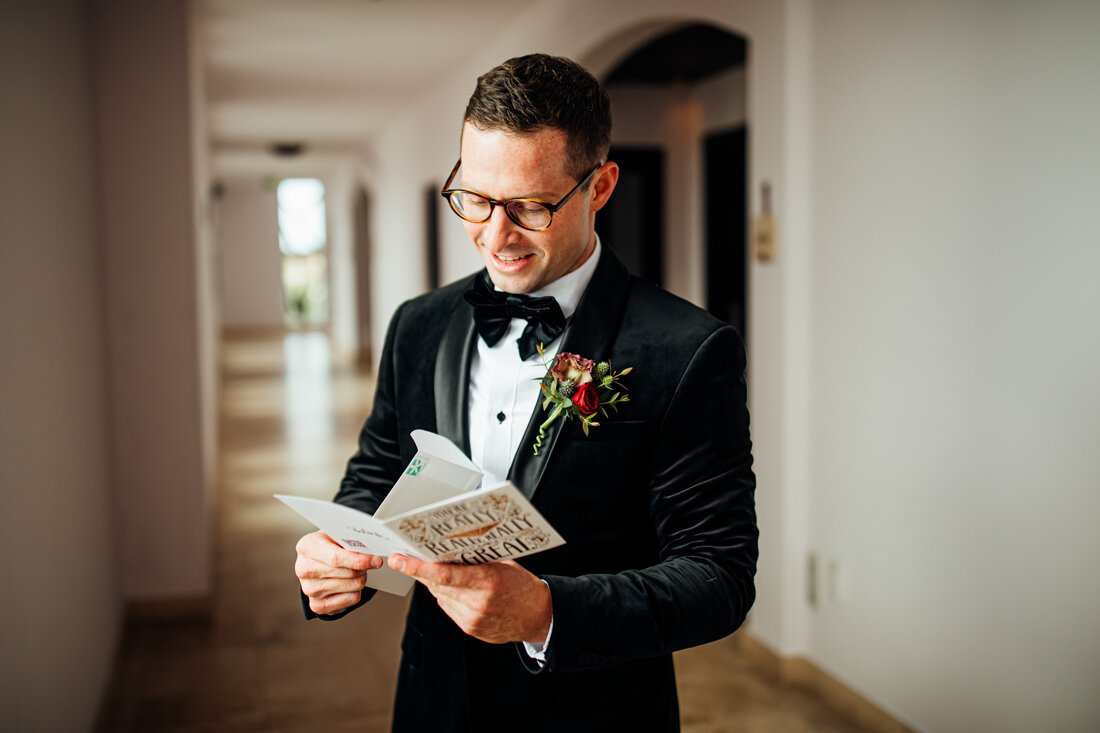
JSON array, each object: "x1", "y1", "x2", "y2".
[{"x1": 99, "y1": 332, "x2": 874, "y2": 732}]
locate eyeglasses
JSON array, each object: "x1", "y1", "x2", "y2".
[{"x1": 440, "y1": 159, "x2": 603, "y2": 232}]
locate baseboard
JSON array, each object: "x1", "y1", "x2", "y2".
[
  {"x1": 738, "y1": 633, "x2": 920, "y2": 733},
  {"x1": 125, "y1": 593, "x2": 212, "y2": 623}
]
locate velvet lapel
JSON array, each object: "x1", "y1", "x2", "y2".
[
  {"x1": 508, "y1": 246, "x2": 632, "y2": 500},
  {"x1": 433, "y1": 277, "x2": 478, "y2": 456}
]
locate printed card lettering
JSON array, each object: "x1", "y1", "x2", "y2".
[{"x1": 275, "y1": 430, "x2": 565, "y2": 596}]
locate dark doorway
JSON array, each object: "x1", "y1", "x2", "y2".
[
  {"x1": 599, "y1": 146, "x2": 664, "y2": 286},
  {"x1": 353, "y1": 188, "x2": 373, "y2": 365},
  {"x1": 704, "y1": 126, "x2": 748, "y2": 339},
  {"x1": 424, "y1": 184, "x2": 442, "y2": 291}
]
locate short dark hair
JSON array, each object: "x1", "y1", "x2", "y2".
[{"x1": 463, "y1": 54, "x2": 611, "y2": 181}]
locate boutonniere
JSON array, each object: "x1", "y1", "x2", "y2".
[{"x1": 532, "y1": 347, "x2": 633, "y2": 454}]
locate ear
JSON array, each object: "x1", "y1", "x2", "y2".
[{"x1": 589, "y1": 162, "x2": 619, "y2": 212}]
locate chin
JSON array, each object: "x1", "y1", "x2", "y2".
[
  {"x1": 489, "y1": 278, "x2": 533, "y2": 295},
  {"x1": 486, "y1": 270, "x2": 539, "y2": 295}
]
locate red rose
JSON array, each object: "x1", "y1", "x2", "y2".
[{"x1": 571, "y1": 382, "x2": 598, "y2": 414}]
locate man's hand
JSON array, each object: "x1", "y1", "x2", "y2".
[
  {"x1": 389, "y1": 555, "x2": 552, "y2": 645},
  {"x1": 295, "y1": 530, "x2": 383, "y2": 616}
]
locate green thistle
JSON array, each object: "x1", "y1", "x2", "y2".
[
  {"x1": 558, "y1": 380, "x2": 576, "y2": 398},
  {"x1": 596, "y1": 362, "x2": 610, "y2": 378}
]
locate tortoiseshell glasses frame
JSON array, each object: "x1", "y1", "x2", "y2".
[{"x1": 440, "y1": 159, "x2": 603, "y2": 232}]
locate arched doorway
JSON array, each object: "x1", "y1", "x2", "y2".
[{"x1": 598, "y1": 23, "x2": 750, "y2": 339}]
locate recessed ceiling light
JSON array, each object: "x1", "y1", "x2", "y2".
[{"x1": 271, "y1": 142, "x2": 305, "y2": 157}]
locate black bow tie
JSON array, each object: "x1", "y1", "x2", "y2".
[{"x1": 464, "y1": 276, "x2": 566, "y2": 360}]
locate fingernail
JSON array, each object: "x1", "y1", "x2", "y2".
[
  {"x1": 389, "y1": 555, "x2": 405, "y2": 572},
  {"x1": 371, "y1": 556, "x2": 383, "y2": 569}
]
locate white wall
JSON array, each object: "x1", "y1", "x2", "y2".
[
  {"x1": 190, "y1": 1, "x2": 220, "y2": 528},
  {"x1": 805, "y1": 1, "x2": 1100, "y2": 731},
  {"x1": 325, "y1": 160, "x2": 361, "y2": 360},
  {"x1": 0, "y1": 2, "x2": 122, "y2": 729},
  {"x1": 93, "y1": 0, "x2": 211, "y2": 600},
  {"x1": 217, "y1": 178, "x2": 284, "y2": 329}
]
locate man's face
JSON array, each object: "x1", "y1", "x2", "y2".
[{"x1": 457, "y1": 123, "x2": 614, "y2": 294}]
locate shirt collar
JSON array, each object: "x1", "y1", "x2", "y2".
[{"x1": 524, "y1": 235, "x2": 602, "y2": 321}]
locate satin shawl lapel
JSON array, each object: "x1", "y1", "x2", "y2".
[
  {"x1": 433, "y1": 276, "x2": 478, "y2": 456},
  {"x1": 508, "y1": 247, "x2": 632, "y2": 500}
]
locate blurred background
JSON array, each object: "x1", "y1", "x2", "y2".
[{"x1": 2, "y1": 0, "x2": 1099, "y2": 731}]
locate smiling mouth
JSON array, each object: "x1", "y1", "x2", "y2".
[{"x1": 494, "y1": 253, "x2": 532, "y2": 264}]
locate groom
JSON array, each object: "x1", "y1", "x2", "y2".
[{"x1": 294, "y1": 53, "x2": 757, "y2": 732}]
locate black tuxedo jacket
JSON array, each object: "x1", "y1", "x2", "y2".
[{"x1": 317, "y1": 245, "x2": 757, "y2": 732}]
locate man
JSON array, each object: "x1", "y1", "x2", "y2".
[{"x1": 295, "y1": 54, "x2": 757, "y2": 732}]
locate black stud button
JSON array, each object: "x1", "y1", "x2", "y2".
[{"x1": 496, "y1": 411, "x2": 506, "y2": 423}]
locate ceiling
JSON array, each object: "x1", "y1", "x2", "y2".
[
  {"x1": 198, "y1": 2, "x2": 746, "y2": 174},
  {"x1": 200, "y1": 0, "x2": 520, "y2": 159}
]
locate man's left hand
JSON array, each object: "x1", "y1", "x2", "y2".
[{"x1": 389, "y1": 555, "x2": 552, "y2": 645}]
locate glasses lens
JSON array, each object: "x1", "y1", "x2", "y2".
[
  {"x1": 449, "y1": 191, "x2": 492, "y2": 222},
  {"x1": 506, "y1": 201, "x2": 552, "y2": 230}
]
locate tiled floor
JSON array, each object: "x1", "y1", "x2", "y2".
[{"x1": 98, "y1": 332, "x2": 873, "y2": 732}]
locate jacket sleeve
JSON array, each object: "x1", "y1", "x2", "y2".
[
  {"x1": 302, "y1": 303, "x2": 408, "y2": 621},
  {"x1": 537, "y1": 325, "x2": 758, "y2": 671}
]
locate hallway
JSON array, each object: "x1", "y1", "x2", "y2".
[{"x1": 100, "y1": 333, "x2": 872, "y2": 732}]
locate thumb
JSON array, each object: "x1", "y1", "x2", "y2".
[
  {"x1": 388, "y1": 554, "x2": 456, "y2": 586},
  {"x1": 388, "y1": 554, "x2": 422, "y2": 577}
]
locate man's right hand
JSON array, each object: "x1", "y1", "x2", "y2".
[{"x1": 295, "y1": 530, "x2": 383, "y2": 616}]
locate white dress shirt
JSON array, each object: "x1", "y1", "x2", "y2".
[
  {"x1": 468, "y1": 237, "x2": 602, "y2": 485},
  {"x1": 466, "y1": 237, "x2": 602, "y2": 662}
]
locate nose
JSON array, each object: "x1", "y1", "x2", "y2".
[{"x1": 479, "y1": 204, "x2": 520, "y2": 251}]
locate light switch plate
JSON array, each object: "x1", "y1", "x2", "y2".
[{"x1": 754, "y1": 215, "x2": 777, "y2": 261}]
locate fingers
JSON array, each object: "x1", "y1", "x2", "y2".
[
  {"x1": 295, "y1": 556, "x2": 359, "y2": 580},
  {"x1": 386, "y1": 556, "x2": 552, "y2": 644},
  {"x1": 295, "y1": 531, "x2": 381, "y2": 574},
  {"x1": 300, "y1": 569, "x2": 367, "y2": 615},
  {"x1": 295, "y1": 530, "x2": 384, "y2": 614},
  {"x1": 307, "y1": 590, "x2": 364, "y2": 616},
  {"x1": 299, "y1": 571, "x2": 369, "y2": 598},
  {"x1": 295, "y1": 551, "x2": 381, "y2": 581}
]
